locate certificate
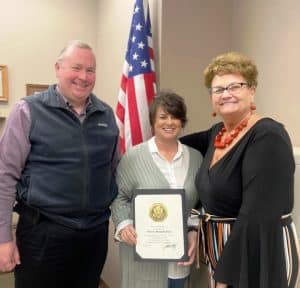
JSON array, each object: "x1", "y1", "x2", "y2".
[{"x1": 133, "y1": 189, "x2": 188, "y2": 261}]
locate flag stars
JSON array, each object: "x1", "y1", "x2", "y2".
[
  {"x1": 132, "y1": 52, "x2": 139, "y2": 60},
  {"x1": 134, "y1": 6, "x2": 140, "y2": 14},
  {"x1": 136, "y1": 23, "x2": 143, "y2": 31},
  {"x1": 141, "y1": 60, "x2": 148, "y2": 68},
  {"x1": 138, "y1": 41, "x2": 145, "y2": 49},
  {"x1": 123, "y1": 1, "x2": 154, "y2": 77}
]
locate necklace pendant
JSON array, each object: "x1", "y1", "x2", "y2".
[
  {"x1": 214, "y1": 113, "x2": 251, "y2": 149},
  {"x1": 214, "y1": 141, "x2": 226, "y2": 149}
]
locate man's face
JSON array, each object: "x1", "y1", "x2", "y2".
[{"x1": 55, "y1": 46, "x2": 96, "y2": 103}]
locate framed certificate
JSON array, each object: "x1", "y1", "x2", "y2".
[
  {"x1": 26, "y1": 83, "x2": 49, "y2": 96},
  {"x1": 0, "y1": 65, "x2": 8, "y2": 102},
  {"x1": 133, "y1": 189, "x2": 188, "y2": 261}
]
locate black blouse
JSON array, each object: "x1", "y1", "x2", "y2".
[{"x1": 180, "y1": 118, "x2": 295, "y2": 287}]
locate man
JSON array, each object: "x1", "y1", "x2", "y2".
[{"x1": 0, "y1": 40, "x2": 119, "y2": 288}]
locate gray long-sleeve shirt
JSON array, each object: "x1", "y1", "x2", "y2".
[{"x1": 0, "y1": 100, "x2": 30, "y2": 242}]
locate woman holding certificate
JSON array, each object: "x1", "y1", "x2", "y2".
[{"x1": 111, "y1": 91, "x2": 202, "y2": 288}]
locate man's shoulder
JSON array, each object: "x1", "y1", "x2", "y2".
[
  {"x1": 24, "y1": 85, "x2": 55, "y2": 105},
  {"x1": 90, "y1": 94, "x2": 113, "y2": 112}
]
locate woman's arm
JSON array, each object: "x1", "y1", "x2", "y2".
[
  {"x1": 110, "y1": 154, "x2": 136, "y2": 235},
  {"x1": 180, "y1": 128, "x2": 212, "y2": 156}
]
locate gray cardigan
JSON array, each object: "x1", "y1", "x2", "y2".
[{"x1": 111, "y1": 141, "x2": 202, "y2": 288}]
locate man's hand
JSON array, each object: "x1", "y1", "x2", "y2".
[
  {"x1": 0, "y1": 241, "x2": 20, "y2": 272},
  {"x1": 119, "y1": 224, "x2": 137, "y2": 246}
]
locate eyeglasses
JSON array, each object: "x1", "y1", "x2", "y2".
[{"x1": 209, "y1": 82, "x2": 249, "y2": 95}]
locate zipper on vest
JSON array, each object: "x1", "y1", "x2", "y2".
[{"x1": 80, "y1": 122, "x2": 90, "y2": 218}]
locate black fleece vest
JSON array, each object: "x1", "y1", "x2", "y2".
[{"x1": 16, "y1": 85, "x2": 119, "y2": 229}]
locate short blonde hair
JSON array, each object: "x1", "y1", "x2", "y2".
[{"x1": 204, "y1": 52, "x2": 258, "y2": 88}]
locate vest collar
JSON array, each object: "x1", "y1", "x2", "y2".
[{"x1": 42, "y1": 84, "x2": 107, "y2": 113}]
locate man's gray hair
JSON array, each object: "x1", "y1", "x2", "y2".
[{"x1": 57, "y1": 40, "x2": 93, "y2": 62}]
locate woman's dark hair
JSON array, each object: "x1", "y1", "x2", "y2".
[{"x1": 149, "y1": 90, "x2": 187, "y2": 127}]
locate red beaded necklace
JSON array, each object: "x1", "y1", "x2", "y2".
[{"x1": 214, "y1": 114, "x2": 251, "y2": 149}]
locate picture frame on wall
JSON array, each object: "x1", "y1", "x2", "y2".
[
  {"x1": 26, "y1": 83, "x2": 49, "y2": 96},
  {"x1": 0, "y1": 65, "x2": 8, "y2": 102}
]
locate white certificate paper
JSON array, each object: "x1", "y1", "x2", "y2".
[{"x1": 133, "y1": 189, "x2": 188, "y2": 261}]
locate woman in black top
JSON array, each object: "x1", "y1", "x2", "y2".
[{"x1": 181, "y1": 52, "x2": 300, "y2": 288}]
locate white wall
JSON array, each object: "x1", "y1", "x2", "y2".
[
  {"x1": 232, "y1": 0, "x2": 300, "y2": 145},
  {"x1": 95, "y1": 0, "x2": 132, "y2": 106},
  {"x1": 160, "y1": 0, "x2": 233, "y2": 135},
  {"x1": 0, "y1": 0, "x2": 97, "y2": 124}
]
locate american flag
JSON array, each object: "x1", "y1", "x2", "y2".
[{"x1": 116, "y1": 0, "x2": 156, "y2": 154}]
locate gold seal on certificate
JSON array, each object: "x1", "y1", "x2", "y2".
[
  {"x1": 149, "y1": 203, "x2": 168, "y2": 222},
  {"x1": 133, "y1": 189, "x2": 188, "y2": 261}
]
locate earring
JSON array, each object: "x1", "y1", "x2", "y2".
[
  {"x1": 250, "y1": 103, "x2": 256, "y2": 111},
  {"x1": 212, "y1": 111, "x2": 217, "y2": 117}
]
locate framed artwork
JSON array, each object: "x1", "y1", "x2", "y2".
[
  {"x1": 0, "y1": 65, "x2": 8, "y2": 102},
  {"x1": 26, "y1": 83, "x2": 49, "y2": 96}
]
